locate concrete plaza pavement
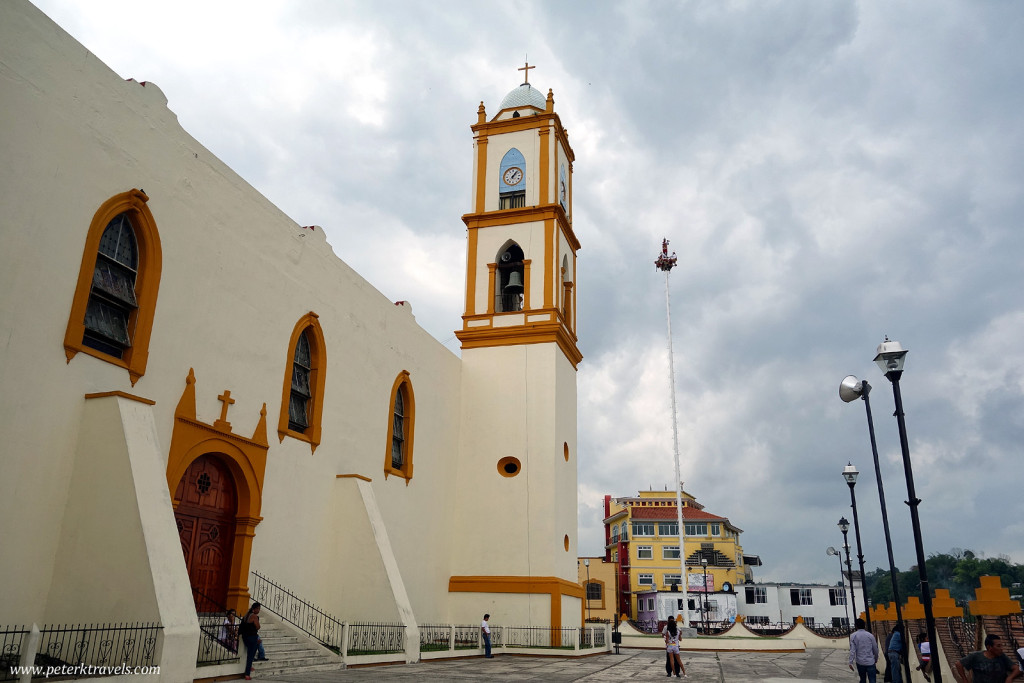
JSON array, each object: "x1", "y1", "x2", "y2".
[{"x1": 253, "y1": 648, "x2": 862, "y2": 682}]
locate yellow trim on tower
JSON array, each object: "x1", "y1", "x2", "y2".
[
  {"x1": 486, "y1": 263, "x2": 497, "y2": 314},
  {"x1": 473, "y1": 112, "x2": 571, "y2": 147},
  {"x1": 455, "y1": 319, "x2": 582, "y2": 368},
  {"x1": 465, "y1": 228, "x2": 479, "y2": 317},
  {"x1": 522, "y1": 259, "x2": 532, "y2": 310},
  {"x1": 562, "y1": 281, "x2": 573, "y2": 329},
  {"x1": 463, "y1": 207, "x2": 579, "y2": 253},
  {"x1": 474, "y1": 135, "x2": 488, "y2": 214},
  {"x1": 539, "y1": 127, "x2": 550, "y2": 205},
  {"x1": 544, "y1": 219, "x2": 554, "y2": 309}
]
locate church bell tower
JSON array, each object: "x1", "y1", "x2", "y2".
[{"x1": 449, "y1": 65, "x2": 583, "y2": 634}]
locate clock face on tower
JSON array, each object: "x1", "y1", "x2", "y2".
[{"x1": 503, "y1": 167, "x2": 523, "y2": 186}]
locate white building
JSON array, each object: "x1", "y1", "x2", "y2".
[
  {"x1": 737, "y1": 577, "x2": 865, "y2": 628},
  {"x1": 0, "y1": 1, "x2": 583, "y2": 679}
]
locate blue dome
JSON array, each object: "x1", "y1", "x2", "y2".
[{"x1": 499, "y1": 83, "x2": 545, "y2": 110}]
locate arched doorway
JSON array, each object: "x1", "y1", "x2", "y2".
[{"x1": 175, "y1": 454, "x2": 237, "y2": 612}]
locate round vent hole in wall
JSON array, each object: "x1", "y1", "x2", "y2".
[{"x1": 497, "y1": 457, "x2": 521, "y2": 477}]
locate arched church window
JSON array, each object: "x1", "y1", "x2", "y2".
[
  {"x1": 288, "y1": 331, "x2": 312, "y2": 431},
  {"x1": 384, "y1": 371, "x2": 415, "y2": 483},
  {"x1": 278, "y1": 312, "x2": 326, "y2": 452},
  {"x1": 83, "y1": 213, "x2": 138, "y2": 357},
  {"x1": 63, "y1": 189, "x2": 162, "y2": 385},
  {"x1": 391, "y1": 390, "x2": 405, "y2": 468},
  {"x1": 496, "y1": 243, "x2": 525, "y2": 312},
  {"x1": 499, "y1": 148, "x2": 526, "y2": 209}
]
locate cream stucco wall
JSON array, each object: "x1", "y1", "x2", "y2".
[
  {"x1": 0, "y1": 3, "x2": 581, "y2": 677},
  {"x1": 1, "y1": 0, "x2": 462, "y2": 626},
  {"x1": 454, "y1": 344, "x2": 576, "y2": 578}
]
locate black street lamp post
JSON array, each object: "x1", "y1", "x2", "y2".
[
  {"x1": 838, "y1": 517, "x2": 858, "y2": 623},
  {"x1": 840, "y1": 374, "x2": 913, "y2": 683},
  {"x1": 874, "y1": 338, "x2": 942, "y2": 683},
  {"x1": 842, "y1": 463, "x2": 870, "y2": 628},
  {"x1": 827, "y1": 546, "x2": 851, "y2": 632}
]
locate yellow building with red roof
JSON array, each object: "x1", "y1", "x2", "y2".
[{"x1": 603, "y1": 488, "x2": 758, "y2": 620}]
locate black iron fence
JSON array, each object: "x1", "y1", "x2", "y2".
[
  {"x1": 1, "y1": 626, "x2": 27, "y2": 682},
  {"x1": 31, "y1": 622, "x2": 161, "y2": 679},
  {"x1": 347, "y1": 623, "x2": 404, "y2": 655},
  {"x1": 454, "y1": 624, "x2": 481, "y2": 650},
  {"x1": 503, "y1": 626, "x2": 575, "y2": 649},
  {"x1": 191, "y1": 588, "x2": 239, "y2": 667},
  {"x1": 418, "y1": 624, "x2": 452, "y2": 652},
  {"x1": 195, "y1": 613, "x2": 238, "y2": 668},
  {"x1": 251, "y1": 570, "x2": 343, "y2": 651}
]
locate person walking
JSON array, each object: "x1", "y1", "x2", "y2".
[
  {"x1": 886, "y1": 623, "x2": 904, "y2": 683},
  {"x1": 955, "y1": 634, "x2": 1022, "y2": 683},
  {"x1": 239, "y1": 602, "x2": 262, "y2": 680},
  {"x1": 848, "y1": 618, "x2": 879, "y2": 683},
  {"x1": 661, "y1": 616, "x2": 687, "y2": 678},
  {"x1": 481, "y1": 614, "x2": 493, "y2": 658}
]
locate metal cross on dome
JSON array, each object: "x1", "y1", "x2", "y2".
[{"x1": 518, "y1": 60, "x2": 535, "y2": 84}]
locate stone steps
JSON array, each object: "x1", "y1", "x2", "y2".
[{"x1": 247, "y1": 611, "x2": 345, "y2": 676}]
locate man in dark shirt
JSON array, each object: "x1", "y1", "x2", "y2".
[{"x1": 955, "y1": 634, "x2": 1021, "y2": 683}]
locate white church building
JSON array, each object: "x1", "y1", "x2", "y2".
[{"x1": 0, "y1": 1, "x2": 584, "y2": 679}]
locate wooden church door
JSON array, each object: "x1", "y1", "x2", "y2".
[{"x1": 175, "y1": 454, "x2": 237, "y2": 612}]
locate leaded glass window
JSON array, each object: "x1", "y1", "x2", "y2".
[
  {"x1": 391, "y1": 390, "x2": 405, "y2": 468},
  {"x1": 288, "y1": 331, "x2": 312, "y2": 431},
  {"x1": 83, "y1": 213, "x2": 138, "y2": 356}
]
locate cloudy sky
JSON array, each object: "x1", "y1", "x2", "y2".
[{"x1": 32, "y1": 0, "x2": 1024, "y2": 585}]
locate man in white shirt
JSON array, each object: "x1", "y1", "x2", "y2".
[
  {"x1": 481, "y1": 614, "x2": 493, "y2": 658},
  {"x1": 849, "y1": 618, "x2": 879, "y2": 683}
]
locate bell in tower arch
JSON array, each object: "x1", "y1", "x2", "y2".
[
  {"x1": 495, "y1": 244, "x2": 525, "y2": 313},
  {"x1": 504, "y1": 271, "x2": 524, "y2": 293}
]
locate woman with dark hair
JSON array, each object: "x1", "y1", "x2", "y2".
[
  {"x1": 238, "y1": 602, "x2": 261, "y2": 680},
  {"x1": 662, "y1": 616, "x2": 687, "y2": 678}
]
